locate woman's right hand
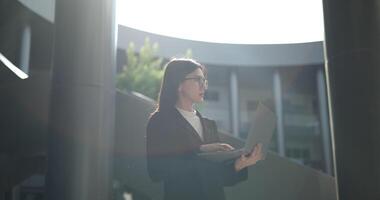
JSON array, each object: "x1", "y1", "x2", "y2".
[
  {"x1": 234, "y1": 143, "x2": 264, "y2": 171},
  {"x1": 199, "y1": 143, "x2": 234, "y2": 153}
]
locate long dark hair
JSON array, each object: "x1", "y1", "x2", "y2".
[{"x1": 154, "y1": 58, "x2": 206, "y2": 113}]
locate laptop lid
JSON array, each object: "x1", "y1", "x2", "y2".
[{"x1": 243, "y1": 102, "x2": 277, "y2": 154}]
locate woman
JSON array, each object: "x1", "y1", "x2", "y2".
[{"x1": 146, "y1": 58, "x2": 263, "y2": 200}]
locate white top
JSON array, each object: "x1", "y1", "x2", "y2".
[{"x1": 176, "y1": 107, "x2": 204, "y2": 141}]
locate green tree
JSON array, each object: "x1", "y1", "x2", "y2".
[
  {"x1": 117, "y1": 37, "x2": 193, "y2": 101},
  {"x1": 117, "y1": 38, "x2": 164, "y2": 100}
]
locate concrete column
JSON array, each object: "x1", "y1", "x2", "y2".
[
  {"x1": 323, "y1": 0, "x2": 380, "y2": 199},
  {"x1": 273, "y1": 70, "x2": 285, "y2": 157},
  {"x1": 316, "y1": 68, "x2": 333, "y2": 175},
  {"x1": 46, "y1": 0, "x2": 117, "y2": 199},
  {"x1": 229, "y1": 69, "x2": 240, "y2": 137},
  {"x1": 19, "y1": 25, "x2": 30, "y2": 74},
  {"x1": 11, "y1": 185, "x2": 20, "y2": 200}
]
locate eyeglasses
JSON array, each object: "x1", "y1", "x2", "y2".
[{"x1": 184, "y1": 76, "x2": 208, "y2": 89}]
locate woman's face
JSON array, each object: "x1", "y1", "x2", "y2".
[{"x1": 178, "y1": 68, "x2": 208, "y2": 104}]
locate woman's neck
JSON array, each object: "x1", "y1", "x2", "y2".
[{"x1": 175, "y1": 99, "x2": 194, "y2": 112}]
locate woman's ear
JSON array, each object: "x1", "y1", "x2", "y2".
[
  {"x1": 178, "y1": 85, "x2": 182, "y2": 92},
  {"x1": 177, "y1": 83, "x2": 182, "y2": 92}
]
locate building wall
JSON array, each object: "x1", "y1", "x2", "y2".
[
  {"x1": 239, "y1": 87, "x2": 273, "y2": 136},
  {"x1": 201, "y1": 85, "x2": 231, "y2": 132},
  {"x1": 202, "y1": 67, "x2": 326, "y2": 171}
]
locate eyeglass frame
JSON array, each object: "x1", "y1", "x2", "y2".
[{"x1": 183, "y1": 76, "x2": 208, "y2": 89}]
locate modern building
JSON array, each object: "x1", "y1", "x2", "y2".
[
  {"x1": 117, "y1": 26, "x2": 332, "y2": 173},
  {"x1": 3, "y1": 0, "x2": 379, "y2": 200}
]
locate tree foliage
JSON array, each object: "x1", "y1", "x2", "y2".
[
  {"x1": 116, "y1": 38, "x2": 164, "y2": 100},
  {"x1": 117, "y1": 37, "x2": 193, "y2": 101}
]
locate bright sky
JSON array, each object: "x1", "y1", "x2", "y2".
[{"x1": 117, "y1": 0, "x2": 325, "y2": 44}]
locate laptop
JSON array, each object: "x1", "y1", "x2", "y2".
[{"x1": 198, "y1": 102, "x2": 276, "y2": 162}]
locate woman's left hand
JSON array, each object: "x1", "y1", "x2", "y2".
[
  {"x1": 234, "y1": 143, "x2": 264, "y2": 171},
  {"x1": 200, "y1": 143, "x2": 234, "y2": 153}
]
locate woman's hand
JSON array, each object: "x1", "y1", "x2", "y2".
[
  {"x1": 200, "y1": 143, "x2": 235, "y2": 153},
  {"x1": 234, "y1": 143, "x2": 264, "y2": 171}
]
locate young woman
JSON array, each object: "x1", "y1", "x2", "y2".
[{"x1": 146, "y1": 58, "x2": 263, "y2": 200}]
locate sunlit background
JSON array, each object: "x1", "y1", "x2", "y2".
[
  {"x1": 0, "y1": 1, "x2": 338, "y2": 199},
  {"x1": 117, "y1": 0, "x2": 324, "y2": 44}
]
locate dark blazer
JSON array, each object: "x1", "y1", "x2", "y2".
[{"x1": 146, "y1": 107, "x2": 247, "y2": 200}]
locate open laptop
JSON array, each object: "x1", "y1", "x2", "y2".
[{"x1": 198, "y1": 102, "x2": 276, "y2": 162}]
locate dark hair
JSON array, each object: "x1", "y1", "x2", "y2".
[{"x1": 155, "y1": 58, "x2": 206, "y2": 113}]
